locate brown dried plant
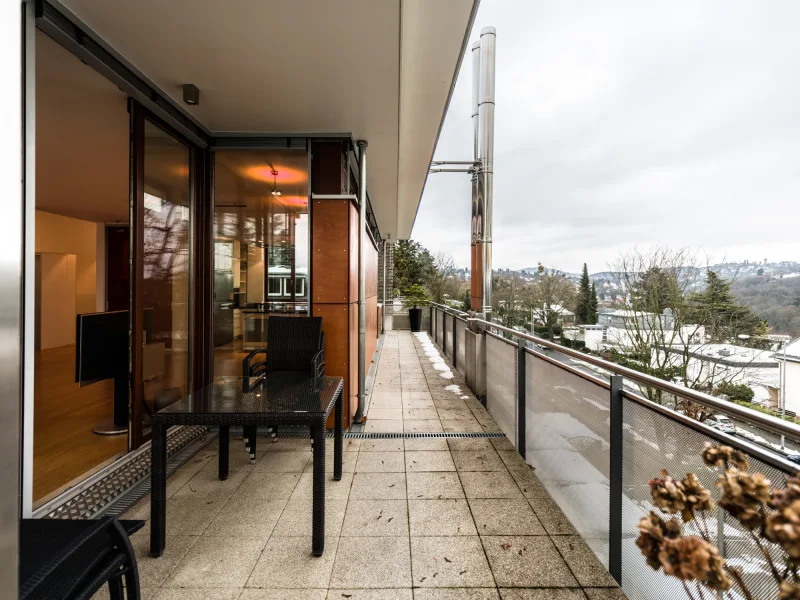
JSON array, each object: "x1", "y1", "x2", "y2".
[{"x1": 636, "y1": 443, "x2": 800, "y2": 600}]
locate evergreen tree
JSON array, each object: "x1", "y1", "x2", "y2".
[
  {"x1": 687, "y1": 270, "x2": 767, "y2": 342},
  {"x1": 576, "y1": 263, "x2": 592, "y2": 324},
  {"x1": 589, "y1": 282, "x2": 599, "y2": 324}
]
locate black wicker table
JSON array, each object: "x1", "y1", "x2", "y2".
[{"x1": 149, "y1": 373, "x2": 344, "y2": 558}]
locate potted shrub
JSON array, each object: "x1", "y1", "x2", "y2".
[{"x1": 402, "y1": 284, "x2": 430, "y2": 332}]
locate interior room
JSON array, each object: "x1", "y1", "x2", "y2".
[
  {"x1": 212, "y1": 149, "x2": 309, "y2": 377},
  {"x1": 33, "y1": 30, "x2": 130, "y2": 505}
]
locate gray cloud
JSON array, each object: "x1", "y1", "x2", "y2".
[{"x1": 413, "y1": 0, "x2": 800, "y2": 273}]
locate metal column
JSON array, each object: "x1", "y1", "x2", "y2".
[
  {"x1": 354, "y1": 141, "x2": 368, "y2": 423},
  {"x1": 517, "y1": 339, "x2": 526, "y2": 458},
  {"x1": 476, "y1": 27, "x2": 496, "y2": 318},
  {"x1": 609, "y1": 375, "x2": 624, "y2": 585}
]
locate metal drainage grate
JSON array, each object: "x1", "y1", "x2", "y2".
[
  {"x1": 37, "y1": 426, "x2": 210, "y2": 520},
  {"x1": 250, "y1": 431, "x2": 506, "y2": 440}
]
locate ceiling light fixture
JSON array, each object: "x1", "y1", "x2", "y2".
[
  {"x1": 270, "y1": 169, "x2": 282, "y2": 196},
  {"x1": 182, "y1": 84, "x2": 200, "y2": 106}
]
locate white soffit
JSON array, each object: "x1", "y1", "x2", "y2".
[{"x1": 57, "y1": 0, "x2": 477, "y2": 239}]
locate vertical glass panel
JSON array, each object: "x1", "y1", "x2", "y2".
[
  {"x1": 486, "y1": 332, "x2": 517, "y2": 443},
  {"x1": 142, "y1": 120, "x2": 191, "y2": 429},
  {"x1": 213, "y1": 149, "x2": 309, "y2": 377}
]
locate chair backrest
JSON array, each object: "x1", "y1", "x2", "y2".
[{"x1": 266, "y1": 316, "x2": 323, "y2": 373}]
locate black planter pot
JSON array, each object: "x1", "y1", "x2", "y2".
[{"x1": 408, "y1": 307, "x2": 423, "y2": 332}]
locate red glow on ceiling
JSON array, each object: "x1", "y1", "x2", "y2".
[
  {"x1": 242, "y1": 165, "x2": 306, "y2": 185},
  {"x1": 273, "y1": 195, "x2": 308, "y2": 209}
]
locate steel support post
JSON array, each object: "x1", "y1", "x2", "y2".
[{"x1": 609, "y1": 375, "x2": 624, "y2": 585}]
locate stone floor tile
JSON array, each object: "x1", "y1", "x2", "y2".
[
  {"x1": 269, "y1": 438, "x2": 314, "y2": 452},
  {"x1": 329, "y1": 590, "x2": 413, "y2": 600},
  {"x1": 205, "y1": 494, "x2": 288, "y2": 538},
  {"x1": 468, "y1": 499, "x2": 545, "y2": 536},
  {"x1": 290, "y1": 471, "x2": 354, "y2": 500},
  {"x1": 341, "y1": 499, "x2": 409, "y2": 536},
  {"x1": 153, "y1": 590, "x2": 242, "y2": 600},
  {"x1": 239, "y1": 590, "x2": 328, "y2": 600},
  {"x1": 404, "y1": 408, "x2": 439, "y2": 420},
  {"x1": 407, "y1": 472, "x2": 465, "y2": 499},
  {"x1": 330, "y1": 536, "x2": 412, "y2": 588},
  {"x1": 451, "y1": 450, "x2": 505, "y2": 472},
  {"x1": 551, "y1": 535, "x2": 617, "y2": 587},
  {"x1": 437, "y1": 408, "x2": 476, "y2": 420},
  {"x1": 442, "y1": 420, "x2": 485, "y2": 433},
  {"x1": 409, "y1": 499, "x2": 477, "y2": 536},
  {"x1": 410, "y1": 536, "x2": 494, "y2": 588},
  {"x1": 498, "y1": 590, "x2": 584, "y2": 600},
  {"x1": 302, "y1": 450, "x2": 358, "y2": 474},
  {"x1": 161, "y1": 495, "x2": 226, "y2": 535},
  {"x1": 459, "y1": 471, "x2": 523, "y2": 499},
  {"x1": 350, "y1": 472, "x2": 407, "y2": 499},
  {"x1": 404, "y1": 420, "x2": 444, "y2": 433},
  {"x1": 171, "y1": 460, "x2": 253, "y2": 500},
  {"x1": 528, "y1": 498, "x2": 577, "y2": 535},
  {"x1": 369, "y1": 397, "x2": 403, "y2": 410},
  {"x1": 252, "y1": 451, "x2": 311, "y2": 473},
  {"x1": 489, "y1": 436, "x2": 516, "y2": 451},
  {"x1": 246, "y1": 536, "x2": 338, "y2": 589},
  {"x1": 403, "y1": 399, "x2": 437, "y2": 410},
  {"x1": 233, "y1": 472, "x2": 302, "y2": 499},
  {"x1": 129, "y1": 531, "x2": 198, "y2": 588},
  {"x1": 481, "y1": 536, "x2": 577, "y2": 588},
  {"x1": 355, "y1": 451, "x2": 406, "y2": 473},
  {"x1": 368, "y1": 408, "x2": 403, "y2": 420},
  {"x1": 447, "y1": 438, "x2": 493, "y2": 451},
  {"x1": 507, "y1": 468, "x2": 549, "y2": 498},
  {"x1": 497, "y1": 450, "x2": 529, "y2": 470},
  {"x1": 414, "y1": 590, "x2": 500, "y2": 600},
  {"x1": 365, "y1": 419, "x2": 404, "y2": 433},
  {"x1": 360, "y1": 438, "x2": 404, "y2": 452},
  {"x1": 402, "y1": 391, "x2": 434, "y2": 401},
  {"x1": 405, "y1": 451, "x2": 456, "y2": 472},
  {"x1": 582, "y1": 588, "x2": 628, "y2": 599},
  {"x1": 165, "y1": 536, "x2": 266, "y2": 588},
  {"x1": 403, "y1": 438, "x2": 448, "y2": 452},
  {"x1": 271, "y1": 497, "x2": 347, "y2": 537}
]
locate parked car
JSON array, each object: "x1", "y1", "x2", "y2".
[
  {"x1": 705, "y1": 414, "x2": 736, "y2": 435},
  {"x1": 787, "y1": 454, "x2": 800, "y2": 466}
]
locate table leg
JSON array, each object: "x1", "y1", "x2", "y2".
[
  {"x1": 334, "y1": 391, "x2": 343, "y2": 481},
  {"x1": 248, "y1": 425, "x2": 257, "y2": 463},
  {"x1": 218, "y1": 425, "x2": 229, "y2": 481},
  {"x1": 311, "y1": 420, "x2": 326, "y2": 557},
  {"x1": 150, "y1": 422, "x2": 167, "y2": 557}
]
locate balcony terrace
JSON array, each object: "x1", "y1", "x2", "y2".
[{"x1": 114, "y1": 329, "x2": 622, "y2": 599}]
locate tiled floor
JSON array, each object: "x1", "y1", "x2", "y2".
[{"x1": 110, "y1": 331, "x2": 624, "y2": 600}]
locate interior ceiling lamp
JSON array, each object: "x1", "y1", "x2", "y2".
[
  {"x1": 182, "y1": 84, "x2": 200, "y2": 106},
  {"x1": 270, "y1": 170, "x2": 282, "y2": 196}
]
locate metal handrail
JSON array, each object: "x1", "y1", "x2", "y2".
[
  {"x1": 426, "y1": 301, "x2": 469, "y2": 317},
  {"x1": 466, "y1": 316, "x2": 800, "y2": 443}
]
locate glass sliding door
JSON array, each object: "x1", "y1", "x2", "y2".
[{"x1": 130, "y1": 104, "x2": 192, "y2": 446}]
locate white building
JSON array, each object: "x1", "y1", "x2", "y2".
[{"x1": 530, "y1": 304, "x2": 575, "y2": 326}]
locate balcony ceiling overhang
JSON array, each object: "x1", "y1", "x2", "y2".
[{"x1": 57, "y1": 0, "x2": 479, "y2": 239}]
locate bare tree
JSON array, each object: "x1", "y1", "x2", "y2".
[
  {"x1": 426, "y1": 252, "x2": 463, "y2": 305},
  {"x1": 492, "y1": 273, "x2": 527, "y2": 328},
  {"x1": 610, "y1": 247, "x2": 758, "y2": 414},
  {"x1": 523, "y1": 270, "x2": 577, "y2": 338}
]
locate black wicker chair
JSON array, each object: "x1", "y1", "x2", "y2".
[
  {"x1": 239, "y1": 316, "x2": 325, "y2": 458},
  {"x1": 20, "y1": 517, "x2": 144, "y2": 600}
]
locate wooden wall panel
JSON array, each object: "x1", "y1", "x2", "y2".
[
  {"x1": 311, "y1": 141, "x2": 345, "y2": 195},
  {"x1": 314, "y1": 303, "x2": 351, "y2": 426},
  {"x1": 312, "y1": 199, "x2": 350, "y2": 304},
  {"x1": 348, "y1": 203, "x2": 359, "y2": 304},
  {"x1": 365, "y1": 232, "x2": 378, "y2": 299}
]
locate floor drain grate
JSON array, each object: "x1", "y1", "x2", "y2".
[{"x1": 249, "y1": 431, "x2": 505, "y2": 440}]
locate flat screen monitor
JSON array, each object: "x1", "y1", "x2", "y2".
[{"x1": 75, "y1": 310, "x2": 129, "y2": 386}]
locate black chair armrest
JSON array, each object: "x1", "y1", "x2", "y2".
[
  {"x1": 242, "y1": 348, "x2": 267, "y2": 378},
  {"x1": 310, "y1": 332, "x2": 325, "y2": 380}
]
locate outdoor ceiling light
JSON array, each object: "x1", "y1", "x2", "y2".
[
  {"x1": 271, "y1": 169, "x2": 282, "y2": 196},
  {"x1": 182, "y1": 84, "x2": 200, "y2": 106}
]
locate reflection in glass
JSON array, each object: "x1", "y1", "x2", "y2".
[
  {"x1": 142, "y1": 120, "x2": 191, "y2": 430},
  {"x1": 212, "y1": 149, "x2": 309, "y2": 376}
]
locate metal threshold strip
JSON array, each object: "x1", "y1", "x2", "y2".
[{"x1": 253, "y1": 431, "x2": 506, "y2": 439}]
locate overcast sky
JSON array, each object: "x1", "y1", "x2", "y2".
[{"x1": 412, "y1": 0, "x2": 800, "y2": 274}]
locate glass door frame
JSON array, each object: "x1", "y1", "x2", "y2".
[{"x1": 128, "y1": 99, "x2": 213, "y2": 449}]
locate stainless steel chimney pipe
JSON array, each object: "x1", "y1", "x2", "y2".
[
  {"x1": 477, "y1": 26, "x2": 495, "y2": 317},
  {"x1": 470, "y1": 40, "x2": 481, "y2": 312}
]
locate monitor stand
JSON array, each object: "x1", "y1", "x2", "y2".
[{"x1": 93, "y1": 372, "x2": 128, "y2": 436}]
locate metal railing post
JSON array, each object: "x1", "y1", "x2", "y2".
[
  {"x1": 442, "y1": 312, "x2": 447, "y2": 354},
  {"x1": 429, "y1": 305, "x2": 433, "y2": 334},
  {"x1": 609, "y1": 375, "x2": 623, "y2": 585},
  {"x1": 517, "y1": 338, "x2": 526, "y2": 459},
  {"x1": 453, "y1": 318, "x2": 458, "y2": 370}
]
